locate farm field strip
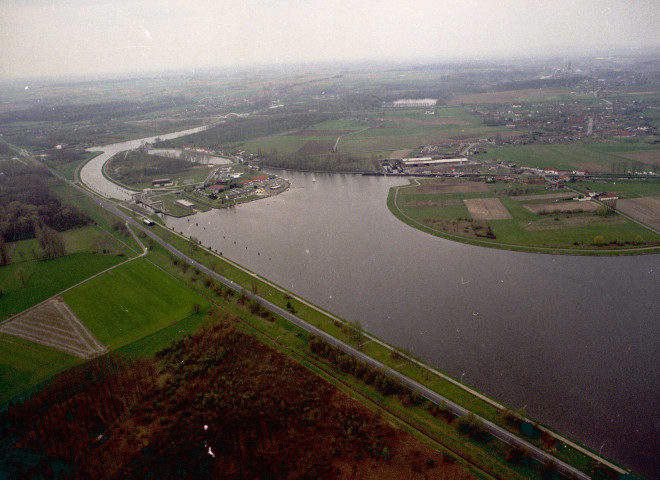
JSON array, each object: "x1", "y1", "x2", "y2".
[
  {"x1": 0, "y1": 298, "x2": 107, "y2": 359},
  {"x1": 464, "y1": 198, "x2": 512, "y2": 220},
  {"x1": 62, "y1": 258, "x2": 210, "y2": 350},
  {"x1": 510, "y1": 192, "x2": 575, "y2": 202},
  {"x1": 523, "y1": 202, "x2": 598, "y2": 214},
  {"x1": 616, "y1": 196, "x2": 660, "y2": 231},
  {"x1": 390, "y1": 179, "x2": 660, "y2": 253}
]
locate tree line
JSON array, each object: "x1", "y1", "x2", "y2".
[
  {"x1": 106, "y1": 150, "x2": 200, "y2": 187},
  {"x1": 0, "y1": 161, "x2": 91, "y2": 263},
  {"x1": 259, "y1": 151, "x2": 381, "y2": 172}
]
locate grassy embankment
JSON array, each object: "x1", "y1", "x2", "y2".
[{"x1": 388, "y1": 177, "x2": 660, "y2": 255}]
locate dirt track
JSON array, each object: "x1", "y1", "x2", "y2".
[{"x1": 0, "y1": 298, "x2": 107, "y2": 359}]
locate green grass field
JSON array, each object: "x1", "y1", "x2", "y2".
[
  {"x1": 240, "y1": 108, "x2": 503, "y2": 157},
  {"x1": 339, "y1": 122, "x2": 501, "y2": 153},
  {"x1": 241, "y1": 132, "x2": 336, "y2": 155},
  {"x1": 0, "y1": 334, "x2": 83, "y2": 403},
  {"x1": 62, "y1": 258, "x2": 210, "y2": 350},
  {"x1": 7, "y1": 225, "x2": 130, "y2": 264},
  {"x1": 0, "y1": 253, "x2": 126, "y2": 320},
  {"x1": 117, "y1": 311, "x2": 208, "y2": 358},
  {"x1": 475, "y1": 140, "x2": 660, "y2": 172}
]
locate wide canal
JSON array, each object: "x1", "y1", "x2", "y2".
[{"x1": 165, "y1": 169, "x2": 659, "y2": 478}]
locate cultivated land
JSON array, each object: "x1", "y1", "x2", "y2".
[
  {"x1": 389, "y1": 178, "x2": 660, "y2": 254},
  {"x1": 616, "y1": 196, "x2": 660, "y2": 230},
  {"x1": 463, "y1": 198, "x2": 512, "y2": 220},
  {"x1": 0, "y1": 297, "x2": 107, "y2": 359}
]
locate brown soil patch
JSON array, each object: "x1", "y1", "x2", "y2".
[
  {"x1": 511, "y1": 192, "x2": 575, "y2": 202},
  {"x1": 448, "y1": 88, "x2": 568, "y2": 106},
  {"x1": 523, "y1": 202, "x2": 598, "y2": 214},
  {"x1": 574, "y1": 162, "x2": 609, "y2": 173},
  {"x1": 0, "y1": 297, "x2": 107, "y2": 359},
  {"x1": 390, "y1": 148, "x2": 414, "y2": 159},
  {"x1": 417, "y1": 179, "x2": 489, "y2": 194},
  {"x1": 464, "y1": 198, "x2": 512, "y2": 220},
  {"x1": 295, "y1": 139, "x2": 336, "y2": 155},
  {"x1": 619, "y1": 151, "x2": 660, "y2": 164},
  {"x1": 424, "y1": 218, "x2": 493, "y2": 238},
  {"x1": 617, "y1": 196, "x2": 660, "y2": 230}
]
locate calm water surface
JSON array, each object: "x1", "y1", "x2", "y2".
[{"x1": 165, "y1": 170, "x2": 660, "y2": 478}]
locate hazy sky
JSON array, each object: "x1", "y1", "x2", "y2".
[{"x1": 1, "y1": 0, "x2": 659, "y2": 79}]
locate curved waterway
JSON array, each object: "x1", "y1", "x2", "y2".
[
  {"x1": 81, "y1": 125, "x2": 210, "y2": 200},
  {"x1": 163, "y1": 170, "x2": 659, "y2": 478}
]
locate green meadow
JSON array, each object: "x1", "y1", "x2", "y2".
[
  {"x1": 62, "y1": 258, "x2": 210, "y2": 350},
  {"x1": 240, "y1": 107, "x2": 502, "y2": 157},
  {"x1": 0, "y1": 253, "x2": 125, "y2": 320},
  {"x1": 0, "y1": 333, "x2": 83, "y2": 403}
]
